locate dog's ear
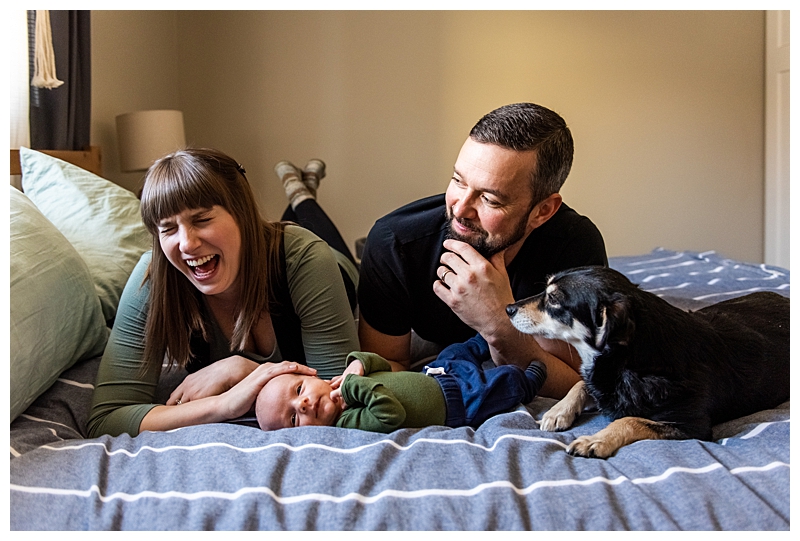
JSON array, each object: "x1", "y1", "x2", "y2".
[
  {"x1": 594, "y1": 306, "x2": 610, "y2": 350},
  {"x1": 599, "y1": 294, "x2": 635, "y2": 348}
]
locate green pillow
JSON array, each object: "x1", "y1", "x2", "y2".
[
  {"x1": 20, "y1": 147, "x2": 151, "y2": 323},
  {"x1": 10, "y1": 187, "x2": 109, "y2": 422}
]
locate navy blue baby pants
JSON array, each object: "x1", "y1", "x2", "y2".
[{"x1": 425, "y1": 334, "x2": 547, "y2": 428}]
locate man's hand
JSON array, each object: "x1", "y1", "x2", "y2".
[
  {"x1": 433, "y1": 238, "x2": 515, "y2": 339},
  {"x1": 431, "y1": 238, "x2": 581, "y2": 397}
]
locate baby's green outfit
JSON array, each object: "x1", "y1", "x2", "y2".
[{"x1": 335, "y1": 352, "x2": 446, "y2": 432}]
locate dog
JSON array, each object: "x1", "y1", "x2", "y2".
[{"x1": 505, "y1": 266, "x2": 790, "y2": 459}]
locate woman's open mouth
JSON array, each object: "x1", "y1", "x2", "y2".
[{"x1": 186, "y1": 254, "x2": 219, "y2": 278}]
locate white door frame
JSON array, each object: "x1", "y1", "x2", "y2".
[{"x1": 764, "y1": 10, "x2": 790, "y2": 269}]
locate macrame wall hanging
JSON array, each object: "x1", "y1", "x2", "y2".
[{"x1": 31, "y1": 9, "x2": 64, "y2": 89}]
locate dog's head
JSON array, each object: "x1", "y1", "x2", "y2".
[{"x1": 506, "y1": 266, "x2": 636, "y2": 365}]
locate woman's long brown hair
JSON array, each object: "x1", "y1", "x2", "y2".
[{"x1": 139, "y1": 148, "x2": 283, "y2": 370}]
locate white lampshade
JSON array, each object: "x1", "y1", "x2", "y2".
[{"x1": 116, "y1": 110, "x2": 186, "y2": 172}]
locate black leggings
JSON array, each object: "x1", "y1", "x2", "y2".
[{"x1": 282, "y1": 199, "x2": 358, "y2": 311}]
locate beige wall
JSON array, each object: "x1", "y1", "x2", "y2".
[
  {"x1": 91, "y1": 10, "x2": 766, "y2": 263},
  {"x1": 91, "y1": 10, "x2": 182, "y2": 193}
]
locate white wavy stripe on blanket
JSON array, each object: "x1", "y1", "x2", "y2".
[
  {"x1": 643, "y1": 283, "x2": 790, "y2": 298},
  {"x1": 607, "y1": 250, "x2": 789, "y2": 305},
  {"x1": 16, "y1": 414, "x2": 84, "y2": 437},
  {"x1": 10, "y1": 460, "x2": 789, "y2": 505},
  {"x1": 56, "y1": 377, "x2": 95, "y2": 389},
  {"x1": 19, "y1": 430, "x2": 571, "y2": 458},
  {"x1": 721, "y1": 419, "x2": 790, "y2": 443},
  {"x1": 626, "y1": 260, "x2": 698, "y2": 274},
  {"x1": 15, "y1": 415, "x2": 789, "y2": 458},
  {"x1": 622, "y1": 251, "x2": 695, "y2": 265},
  {"x1": 689, "y1": 284, "x2": 790, "y2": 301},
  {"x1": 615, "y1": 250, "x2": 787, "y2": 275},
  {"x1": 10, "y1": 417, "x2": 788, "y2": 503}
]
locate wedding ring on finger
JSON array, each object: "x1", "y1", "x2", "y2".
[
  {"x1": 440, "y1": 269, "x2": 454, "y2": 283},
  {"x1": 176, "y1": 399, "x2": 182, "y2": 405}
]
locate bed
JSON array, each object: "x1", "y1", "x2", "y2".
[{"x1": 9, "y1": 148, "x2": 790, "y2": 530}]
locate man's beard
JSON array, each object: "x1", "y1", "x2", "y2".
[{"x1": 444, "y1": 207, "x2": 529, "y2": 259}]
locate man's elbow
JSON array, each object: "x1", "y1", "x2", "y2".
[{"x1": 357, "y1": 317, "x2": 412, "y2": 370}]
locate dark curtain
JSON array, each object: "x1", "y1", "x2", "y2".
[{"x1": 28, "y1": 10, "x2": 91, "y2": 151}]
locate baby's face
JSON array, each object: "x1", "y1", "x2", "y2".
[{"x1": 255, "y1": 373, "x2": 343, "y2": 431}]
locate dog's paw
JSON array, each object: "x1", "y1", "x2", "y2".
[
  {"x1": 566, "y1": 435, "x2": 618, "y2": 459},
  {"x1": 539, "y1": 404, "x2": 579, "y2": 431}
]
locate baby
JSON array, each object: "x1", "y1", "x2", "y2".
[{"x1": 255, "y1": 334, "x2": 547, "y2": 433}]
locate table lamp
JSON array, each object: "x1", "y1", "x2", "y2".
[{"x1": 116, "y1": 110, "x2": 186, "y2": 172}]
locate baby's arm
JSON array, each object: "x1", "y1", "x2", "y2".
[
  {"x1": 330, "y1": 387, "x2": 347, "y2": 410},
  {"x1": 347, "y1": 352, "x2": 394, "y2": 375},
  {"x1": 329, "y1": 358, "x2": 364, "y2": 390},
  {"x1": 337, "y1": 376, "x2": 406, "y2": 433},
  {"x1": 329, "y1": 351, "x2": 392, "y2": 389}
]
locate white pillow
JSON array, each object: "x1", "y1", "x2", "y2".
[
  {"x1": 20, "y1": 147, "x2": 151, "y2": 323},
  {"x1": 10, "y1": 187, "x2": 110, "y2": 422}
]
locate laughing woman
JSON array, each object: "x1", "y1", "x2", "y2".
[{"x1": 88, "y1": 148, "x2": 359, "y2": 437}]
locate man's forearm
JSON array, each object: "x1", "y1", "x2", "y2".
[
  {"x1": 484, "y1": 322, "x2": 581, "y2": 399},
  {"x1": 358, "y1": 317, "x2": 412, "y2": 371}
]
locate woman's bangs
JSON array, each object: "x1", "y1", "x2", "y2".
[{"x1": 141, "y1": 162, "x2": 224, "y2": 231}]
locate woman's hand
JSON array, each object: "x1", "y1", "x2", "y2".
[
  {"x1": 168, "y1": 355, "x2": 259, "y2": 405},
  {"x1": 219, "y1": 361, "x2": 318, "y2": 420},
  {"x1": 141, "y1": 361, "x2": 318, "y2": 432},
  {"x1": 329, "y1": 359, "x2": 364, "y2": 390}
]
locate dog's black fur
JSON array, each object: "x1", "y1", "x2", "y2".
[{"x1": 506, "y1": 266, "x2": 789, "y2": 456}]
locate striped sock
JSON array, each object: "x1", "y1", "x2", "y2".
[
  {"x1": 302, "y1": 159, "x2": 326, "y2": 197},
  {"x1": 275, "y1": 161, "x2": 314, "y2": 209}
]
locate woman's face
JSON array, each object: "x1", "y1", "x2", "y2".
[{"x1": 157, "y1": 205, "x2": 242, "y2": 300}]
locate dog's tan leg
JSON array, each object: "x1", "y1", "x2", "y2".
[
  {"x1": 540, "y1": 380, "x2": 588, "y2": 431},
  {"x1": 567, "y1": 417, "x2": 687, "y2": 459}
]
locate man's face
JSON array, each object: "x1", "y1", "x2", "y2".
[{"x1": 445, "y1": 138, "x2": 538, "y2": 258}]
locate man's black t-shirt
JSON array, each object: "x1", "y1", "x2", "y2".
[{"x1": 358, "y1": 194, "x2": 608, "y2": 347}]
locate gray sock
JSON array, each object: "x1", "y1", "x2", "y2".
[
  {"x1": 302, "y1": 159, "x2": 326, "y2": 196},
  {"x1": 275, "y1": 161, "x2": 314, "y2": 208}
]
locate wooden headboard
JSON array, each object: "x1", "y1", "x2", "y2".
[{"x1": 10, "y1": 146, "x2": 103, "y2": 177}]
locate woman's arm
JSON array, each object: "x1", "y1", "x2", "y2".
[
  {"x1": 166, "y1": 355, "x2": 258, "y2": 405},
  {"x1": 87, "y1": 252, "x2": 300, "y2": 437},
  {"x1": 284, "y1": 226, "x2": 360, "y2": 379},
  {"x1": 140, "y1": 361, "x2": 317, "y2": 431},
  {"x1": 88, "y1": 252, "x2": 160, "y2": 438}
]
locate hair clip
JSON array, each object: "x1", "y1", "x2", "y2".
[{"x1": 236, "y1": 163, "x2": 247, "y2": 175}]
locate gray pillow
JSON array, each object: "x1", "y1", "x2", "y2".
[
  {"x1": 20, "y1": 147, "x2": 151, "y2": 323},
  {"x1": 9, "y1": 187, "x2": 109, "y2": 421}
]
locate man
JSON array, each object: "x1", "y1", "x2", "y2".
[{"x1": 357, "y1": 103, "x2": 607, "y2": 398}]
